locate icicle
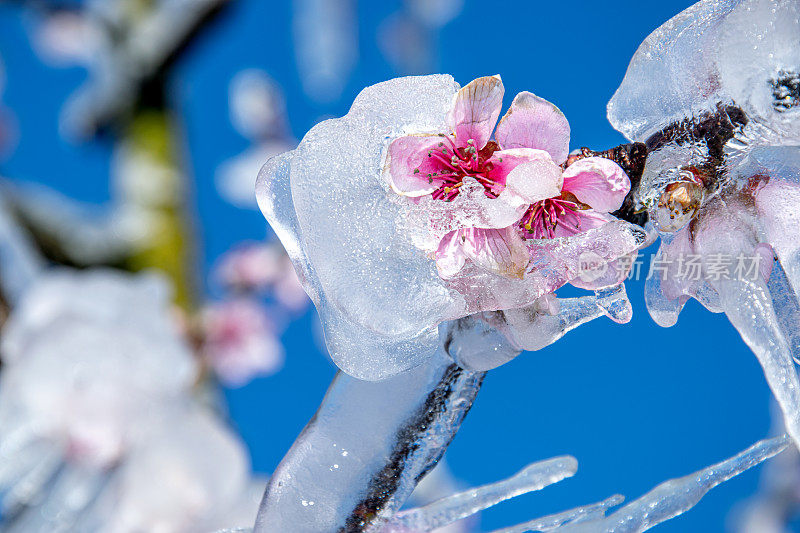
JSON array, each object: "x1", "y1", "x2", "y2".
[
  {"x1": 593, "y1": 284, "x2": 633, "y2": 324},
  {"x1": 489, "y1": 495, "x2": 625, "y2": 533},
  {"x1": 388, "y1": 456, "x2": 578, "y2": 531},
  {"x1": 440, "y1": 313, "x2": 522, "y2": 372},
  {"x1": 766, "y1": 259, "x2": 800, "y2": 365},
  {"x1": 559, "y1": 436, "x2": 789, "y2": 533},
  {"x1": 501, "y1": 287, "x2": 632, "y2": 354},
  {"x1": 714, "y1": 276, "x2": 800, "y2": 449}
]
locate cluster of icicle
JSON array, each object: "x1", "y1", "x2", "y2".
[{"x1": 220, "y1": 435, "x2": 787, "y2": 533}]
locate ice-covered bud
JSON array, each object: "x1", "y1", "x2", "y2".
[
  {"x1": 257, "y1": 74, "x2": 645, "y2": 380},
  {"x1": 608, "y1": 0, "x2": 800, "y2": 451},
  {"x1": 200, "y1": 299, "x2": 285, "y2": 387},
  {"x1": 653, "y1": 178, "x2": 704, "y2": 232}
]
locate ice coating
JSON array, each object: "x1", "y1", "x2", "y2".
[
  {"x1": 607, "y1": 0, "x2": 800, "y2": 145},
  {"x1": 254, "y1": 285, "x2": 635, "y2": 531},
  {"x1": 462, "y1": 285, "x2": 633, "y2": 365},
  {"x1": 256, "y1": 75, "x2": 645, "y2": 380},
  {"x1": 386, "y1": 456, "x2": 578, "y2": 532},
  {"x1": 254, "y1": 349, "x2": 485, "y2": 532},
  {"x1": 0, "y1": 270, "x2": 196, "y2": 483},
  {"x1": 81, "y1": 403, "x2": 249, "y2": 533},
  {"x1": 319, "y1": 436, "x2": 785, "y2": 532},
  {"x1": 643, "y1": 156, "x2": 800, "y2": 446},
  {"x1": 0, "y1": 268, "x2": 196, "y2": 389},
  {"x1": 4, "y1": 403, "x2": 251, "y2": 533}
]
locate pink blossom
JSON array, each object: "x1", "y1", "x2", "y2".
[
  {"x1": 518, "y1": 157, "x2": 630, "y2": 239},
  {"x1": 385, "y1": 76, "x2": 630, "y2": 279},
  {"x1": 201, "y1": 300, "x2": 284, "y2": 387},
  {"x1": 215, "y1": 243, "x2": 309, "y2": 312}
]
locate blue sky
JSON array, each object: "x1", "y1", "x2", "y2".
[{"x1": 0, "y1": 1, "x2": 779, "y2": 531}]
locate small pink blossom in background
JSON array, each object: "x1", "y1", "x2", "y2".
[
  {"x1": 384, "y1": 75, "x2": 630, "y2": 280},
  {"x1": 33, "y1": 11, "x2": 103, "y2": 66},
  {"x1": 214, "y1": 242, "x2": 309, "y2": 312},
  {"x1": 201, "y1": 299, "x2": 285, "y2": 387}
]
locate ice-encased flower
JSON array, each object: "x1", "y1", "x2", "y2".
[
  {"x1": 384, "y1": 76, "x2": 630, "y2": 280},
  {"x1": 256, "y1": 74, "x2": 644, "y2": 380},
  {"x1": 0, "y1": 269, "x2": 261, "y2": 530},
  {"x1": 201, "y1": 299, "x2": 285, "y2": 387}
]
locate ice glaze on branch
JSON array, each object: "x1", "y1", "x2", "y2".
[
  {"x1": 564, "y1": 103, "x2": 750, "y2": 230},
  {"x1": 254, "y1": 350, "x2": 485, "y2": 533}
]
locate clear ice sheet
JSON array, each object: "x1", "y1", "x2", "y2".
[{"x1": 257, "y1": 75, "x2": 645, "y2": 381}]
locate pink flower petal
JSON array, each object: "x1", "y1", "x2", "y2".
[
  {"x1": 436, "y1": 226, "x2": 529, "y2": 279},
  {"x1": 488, "y1": 148, "x2": 563, "y2": 205},
  {"x1": 448, "y1": 75, "x2": 504, "y2": 149},
  {"x1": 465, "y1": 226, "x2": 530, "y2": 279},
  {"x1": 385, "y1": 134, "x2": 445, "y2": 196},
  {"x1": 552, "y1": 209, "x2": 613, "y2": 238},
  {"x1": 561, "y1": 157, "x2": 630, "y2": 213},
  {"x1": 494, "y1": 92, "x2": 570, "y2": 164},
  {"x1": 435, "y1": 229, "x2": 468, "y2": 278},
  {"x1": 754, "y1": 177, "x2": 800, "y2": 287}
]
